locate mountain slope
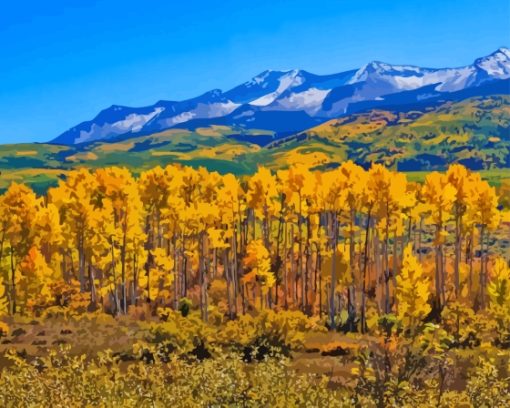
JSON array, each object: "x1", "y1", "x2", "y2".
[
  {"x1": 51, "y1": 48, "x2": 510, "y2": 145},
  {"x1": 275, "y1": 95, "x2": 510, "y2": 171},
  {"x1": 2, "y1": 94, "x2": 507, "y2": 195}
]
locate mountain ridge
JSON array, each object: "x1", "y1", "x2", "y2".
[{"x1": 51, "y1": 48, "x2": 510, "y2": 145}]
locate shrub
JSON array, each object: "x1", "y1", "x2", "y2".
[
  {"x1": 0, "y1": 346, "x2": 349, "y2": 407},
  {"x1": 217, "y1": 310, "x2": 325, "y2": 359}
]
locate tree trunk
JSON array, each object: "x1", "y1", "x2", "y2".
[
  {"x1": 290, "y1": 223, "x2": 297, "y2": 305},
  {"x1": 435, "y1": 223, "x2": 442, "y2": 310},
  {"x1": 181, "y1": 235, "x2": 188, "y2": 298},
  {"x1": 454, "y1": 211, "x2": 462, "y2": 298},
  {"x1": 298, "y1": 194, "x2": 304, "y2": 311},
  {"x1": 10, "y1": 247, "x2": 16, "y2": 315},
  {"x1": 144, "y1": 250, "x2": 153, "y2": 305},
  {"x1": 374, "y1": 221, "x2": 382, "y2": 311},
  {"x1": 232, "y1": 229, "x2": 239, "y2": 316},
  {"x1": 361, "y1": 209, "x2": 372, "y2": 334},
  {"x1": 121, "y1": 217, "x2": 128, "y2": 314},
  {"x1": 110, "y1": 239, "x2": 121, "y2": 315},
  {"x1": 418, "y1": 217, "x2": 423, "y2": 263},
  {"x1": 274, "y1": 195, "x2": 285, "y2": 307},
  {"x1": 173, "y1": 234, "x2": 179, "y2": 310},
  {"x1": 348, "y1": 206, "x2": 356, "y2": 331},
  {"x1": 78, "y1": 232, "x2": 86, "y2": 292},
  {"x1": 89, "y1": 264, "x2": 97, "y2": 307},
  {"x1": 283, "y1": 221, "x2": 289, "y2": 310},
  {"x1": 304, "y1": 216, "x2": 312, "y2": 314},
  {"x1": 329, "y1": 212, "x2": 338, "y2": 330},
  {"x1": 479, "y1": 224, "x2": 486, "y2": 309},
  {"x1": 199, "y1": 232, "x2": 208, "y2": 322},
  {"x1": 132, "y1": 250, "x2": 138, "y2": 306},
  {"x1": 318, "y1": 252, "x2": 323, "y2": 317},
  {"x1": 383, "y1": 206, "x2": 390, "y2": 314},
  {"x1": 224, "y1": 249, "x2": 233, "y2": 319},
  {"x1": 468, "y1": 228, "x2": 474, "y2": 298}
]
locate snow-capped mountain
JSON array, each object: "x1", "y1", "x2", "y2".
[{"x1": 51, "y1": 48, "x2": 510, "y2": 145}]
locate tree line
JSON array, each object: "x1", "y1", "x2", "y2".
[{"x1": 0, "y1": 162, "x2": 507, "y2": 331}]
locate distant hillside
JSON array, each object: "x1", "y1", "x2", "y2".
[
  {"x1": 0, "y1": 95, "x2": 509, "y2": 193},
  {"x1": 271, "y1": 95, "x2": 510, "y2": 171}
]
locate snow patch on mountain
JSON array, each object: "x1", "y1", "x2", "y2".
[
  {"x1": 269, "y1": 88, "x2": 331, "y2": 113},
  {"x1": 75, "y1": 107, "x2": 164, "y2": 143},
  {"x1": 157, "y1": 101, "x2": 239, "y2": 128},
  {"x1": 250, "y1": 70, "x2": 305, "y2": 106},
  {"x1": 350, "y1": 62, "x2": 477, "y2": 92}
]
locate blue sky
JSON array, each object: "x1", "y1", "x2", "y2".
[{"x1": 0, "y1": 0, "x2": 509, "y2": 143}]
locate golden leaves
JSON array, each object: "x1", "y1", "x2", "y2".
[
  {"x1": 247, "y1": 166, "x2": 280, "y2": 219},
  {"x1": 396, "y1": 244, "x2": 431, "y2": 329},
  {"x1": 487, "y1": 258, "x2": 510, "y2": 308},
  {"x1": 149, "y1": 248, "x2": 175, "y2": 298},
  {"x1": 242, "y1": 239, "x2": 275, "y2": 294},
  {"x1": 0, "y1": 161, "x2": 505, "y2": 325}
]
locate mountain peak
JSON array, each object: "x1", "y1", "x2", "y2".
[
  {"x1": 474, "y1": 47, "x2": 510, "y2": 78},
  {"x1": 366, "y1": 60, "x2": 389, "y2": 69},
  {"x1": 349, "y1": 60, "x2": 423, "y2": 83},
  {"x1": 496, "y1": 47, "x2": 510, "y2": 58},
  {"x1": 248, "y1": 69, "x2": 298, "y2": 85}
]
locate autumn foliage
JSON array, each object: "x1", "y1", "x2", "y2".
[
  {"x1": 0, "y1": 162, "x2": 507, "y2": 326},
  {"x1": 0, "y1": 162, "x2": 509, "y2": 406}
]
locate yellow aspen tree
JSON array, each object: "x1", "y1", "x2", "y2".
[
  {"x1": 247, "y1": 166, "x2": 280, "y2": 308},
  {"x1": 316, "y1": 168, "x2": 348, "y2": 329},
  {"x1": 242, "y1": 239, "x2": 275, "y2": 309},
  {"x1": 281, "y1": 164, "x2": 315, "y2": 312},
  {"x1": 488, "y1": 258, "x2": 510, "y2": 309},
  {"x1": 96, "y1": 167, "x2": 145, "y2": 314},
  {"x1": 138, "y1": 166, "x2": 171, "y2": 249},
  {"x1": 309, "y1": 212, "x2": 328, "y2": 316},
  {"x1": 468, "y1": 175, "x2": 500, "y2": 309},
  {"x1": 139, "y1": 247, "x2": 174, "y2": 307},
  {"x1": 0, "y1": 183, "x2": 39, "y2": 314},
  {"x1": 360, "y1": 175, "x2": 376, "y2": 334},
  {"x1": 175, "y1": 166, "x2": 202, "y2": 302},
  {"x1": 487, "y1": 258, "x2": 510, "y2": 342},
  {"x1": 368, "y1": 165, "x2": 410, "y2": 314},
  {"x1": 0, "y1": 272, "x2": 9, "y2": 317},
  {"x1": 422, "y1": 172, "x2": 456, "y2": 310},
  {"x1": 247, "y1": 166, "x2": 280, "y2": 246},
  {"x1": 31, "y1": 203, "x2": 63, "y2": 277},
  {"x1": 446, "y1": 164, "x2": 471, "y2": 298},
  {"x1": 321, "y1": 243, "x2": 351, "y2": 328},
  {"x1": 49, "y1": 168, "x2": 101, "y2": 292},
  {"x1": 338, "y1": 161, "x2": 368, "y2": 330},
  {"x1": 217, "y1": 173, "x2": 246, "y2": 317},
  {"x1": 18, "y1": 247, "x2": 55, "y2": 314},
  {"x1": 182, "y1": 197, "x2": 220, "y2": 321},
  {"x1": 161, "y1": 193, "x2": 185, "y2": 309},
  {"x1": 396, "y1": 244, "x2": 431, "y2": 334}
]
